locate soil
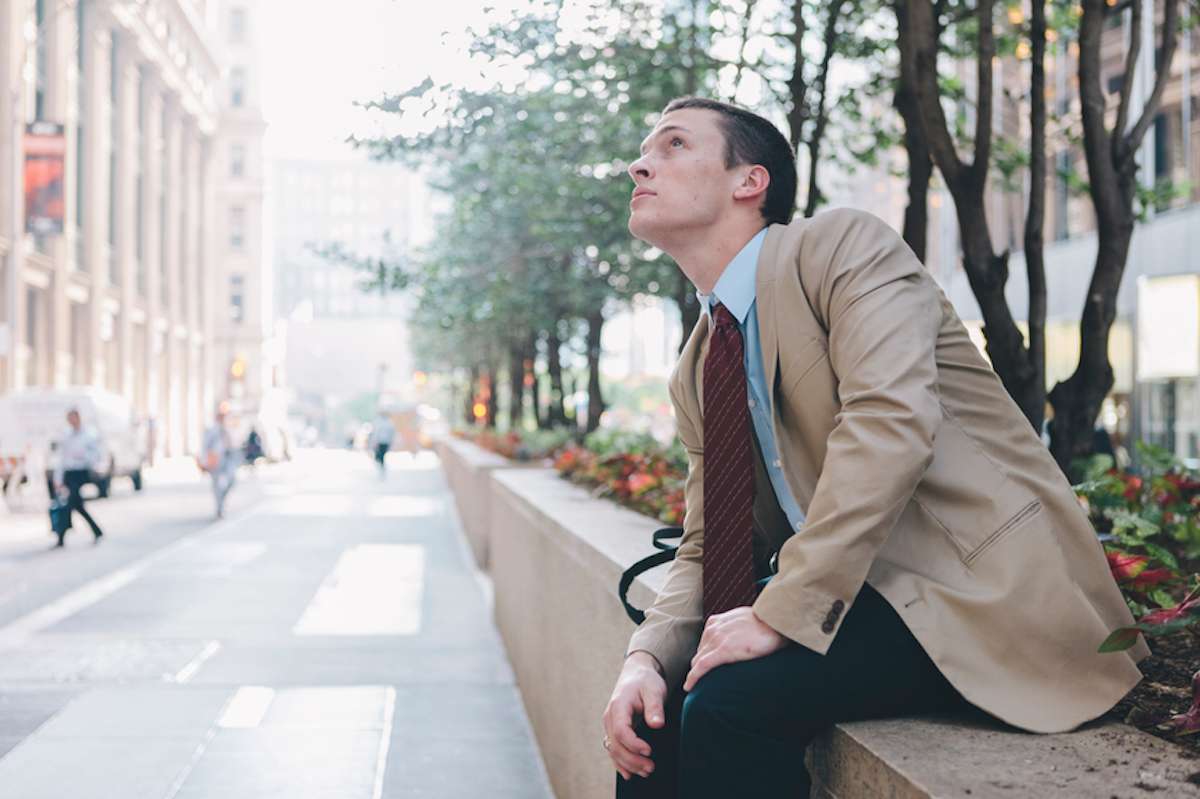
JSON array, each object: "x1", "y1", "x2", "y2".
[{"x1": 1103, "y1": 631, "x2": 1200, "y2": 756}]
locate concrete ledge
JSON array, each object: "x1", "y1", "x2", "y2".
[
  {"x1": 465, "y1": 465, "x2": 1200, "y2": 799},
  {"x1": 433, "y1": 436, "x2": 523, "y2": 570}
]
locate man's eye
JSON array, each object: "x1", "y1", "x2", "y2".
[{"x1": 670, "y1": 137, "x2": 684, "y2": 148}]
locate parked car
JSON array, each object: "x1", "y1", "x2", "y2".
[{"x1": 0, "y1": 386, "x2": 148, "y2": 499}]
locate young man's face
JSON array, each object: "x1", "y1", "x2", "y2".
[
  {"x1": 67, "y1": 411, "x2": 81, "y2": 430},
  {"x1": 627, "y1": 108, "x2": 743, "y2": 246}
]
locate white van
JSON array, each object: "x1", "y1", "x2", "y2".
[{"x1": 0, "y1": 386, "x2": 147, "y2": 498}]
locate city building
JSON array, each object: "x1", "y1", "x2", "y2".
[
  {"x1": 210, "y1": 0, "x2": 268, "y2": 420},
  {"x1": 272, "y1": 157, "x2": 427, "y2": 441},
  {"x1": 0, "y1": 0, "x2": 255, "y2": 457}
]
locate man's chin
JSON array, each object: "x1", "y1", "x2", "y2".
[{"x1": 627, "y1": 214, "x2": 661, "y2": 246}]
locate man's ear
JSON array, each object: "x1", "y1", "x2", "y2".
[{"x1": 733, "y1": 165, "x2": 770, "y2": 204}]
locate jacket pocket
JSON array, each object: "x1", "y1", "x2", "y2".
[
  {"x1": 963, "y1": 500, "x2": 1043, "y2": 567},
  {"x1": 913, "y1": 418, "x2": 1040, "y2": 562}
]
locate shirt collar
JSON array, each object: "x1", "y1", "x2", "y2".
[{"x1": 696, "y1": 227, "x2": 768, "y2": 325}]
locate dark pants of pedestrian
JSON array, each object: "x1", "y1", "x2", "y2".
[
  {"x1": 615, "y1": 582, "x2": 965, "y2": 799},
  {"x1": 374, "y1": 443, "x2": 388, "y2": 470},
  {"x1": 62, "y1": 469, "x2": 103, "y2": 541}
]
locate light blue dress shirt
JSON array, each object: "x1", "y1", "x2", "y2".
[{"x1": 697, "y1": 227, "x2": 806, "y2": 534}]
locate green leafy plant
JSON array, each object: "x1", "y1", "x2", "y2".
[{"x1": 1076, "y1": 443, "x2": 1200, "y2": 733}]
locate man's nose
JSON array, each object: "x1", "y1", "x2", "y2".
[{"x1": 628, "y1": 155, "x2": 651, "y2": 180}]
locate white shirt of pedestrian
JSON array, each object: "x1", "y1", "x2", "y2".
[{"x1": 54, "y1": 427, "x2": 101, "y2": 483}]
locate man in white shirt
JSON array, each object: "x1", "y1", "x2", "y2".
[{"x1": 52, "y1": 408, "x2": 104, "y2": 546}]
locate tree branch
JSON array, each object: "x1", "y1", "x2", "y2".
[
  {"x1": 731, "y1": 0, "x2": 759, "y2": 100},
  {"x1": 1124, "y1": 0, "x2": 1182, "y2": 161},
  {"x1": 971, "y1": 0, "x2": 995, "y2": 184},
  {"x1": 904, "y1": 0, "x2": 967, "y2": 187},
  {"x1": 1112, "y1": 0, "x2": 1141, "y2": 160},
  {"x1": 787, "y1": 0, "x2": 809, "y2": 152},
  {"x1": 804, "y1": 0, "x2": 847, "y2": 217}
]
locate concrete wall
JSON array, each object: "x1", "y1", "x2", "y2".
[
  {"x1": 437, "y1": 442, "x2": 1198, "y2": 798},
  {"x1": 489, "y1": 468, "x2": 666, "y2": 799},
  {"x1": 433, "y1": 436, "x2": 516, "y2": 570}
]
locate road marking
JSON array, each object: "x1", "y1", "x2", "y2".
[
  {"x1": 0, "y1": 510, "x2": 260, "y2": 647},
  {"x1": 373, "y1": 686, "x2": 396, "y2": 799},
  {"x1": 171, "y1": 640, "x2": 221, "y2": 684},
  {"x1": 293, "y1": 544, "x2": 424, "y2": 636},
  {"x1": 217, "y1": 686, "x2": 275, "y2": 729}
]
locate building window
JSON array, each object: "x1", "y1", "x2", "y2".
[
  {"x1": 230, "y1": 205, "x2": 245, "y2": 249},
  {"x1": 230, "y1": 7, "x2": 246, "y2": 42},
  {"x1": 230, "y1": 67, "x2": 246, "y2": 107},
  {"x1": 230, "y1": 274, "x2": 244, "y2": 323},
  {"x1": 231, "y1": 143, "x2": 245, "y2": 178}
]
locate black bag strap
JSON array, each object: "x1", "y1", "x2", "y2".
[{"x1": 619, "y1": 526, "x2": 684, "y2": 625}]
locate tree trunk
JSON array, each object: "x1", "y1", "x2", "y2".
[
  {"x1": 546, "y1": 323, "x2": 567, "y2": 426},
  {"x1": 1023, "y1": 0, "x2": 1049, "y2": 443},
  {"x1": 893, "y1": 0, "x2": 930, "y2": 262},
  {"x1": 508, "y1": 340, "x2": 525, "y2": 431},
  {"x1": 585, "y1": 310, "x2": 605, "y2": 433},
  {"x1": 530, "y1": 331, "x2": 546, "y2": 430},
  {"x1": 483, "y1": 369, "x2": 498, "y2": 429},
  {"x1": 674, "y1": 271, "x2": 701, "y2": 355},
  {"x1": 803, "y1": 0, "x2": 846, "y2": 218},
  {"x1": 786, "y1": 0, "x2": 808, "y2": 153},
  {"x1": 904, "y1": 0, "x2": 1043, "y2": 432},
  {"x1": 465, "y1": 365, "x2": 480, "y2": 426},
  {"x1": 1049, "y1": 0, "x2": 1182, "y2": 477}
]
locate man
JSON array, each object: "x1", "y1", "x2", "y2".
[
  {"x1": 367, "y1": 411, "x2": 395, "y2": 477},
  {"x1": 52, "y1": 408, "x2": 104, "y2": 547},
  {"x1": 602, "y1": 97, "x2": 1147, "y2": 798},
  {"x1": 201, "y1": 405, "x2": 238, "y2": 519}
]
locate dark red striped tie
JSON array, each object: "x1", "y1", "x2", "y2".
[{"x1": 702, "y1": 303, "x2": 757, "y2": 617}]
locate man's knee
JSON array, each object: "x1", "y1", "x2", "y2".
[{"x1": 680, "y1": 661, "x2": 762, "y2": 737}]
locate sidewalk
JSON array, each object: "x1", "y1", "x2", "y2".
[{"x1": 0, "y1": 448, "x2": 553, "y2": 798}]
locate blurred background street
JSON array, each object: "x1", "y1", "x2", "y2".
[{"x1": 0, "y1": 449, "x2": 551, "y2": 798}]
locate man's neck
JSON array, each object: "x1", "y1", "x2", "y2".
[{"x1": 660, "y1": 217, "x2": 765, "y2": 295}]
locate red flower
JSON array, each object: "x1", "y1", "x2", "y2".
[
  {"x1": 1127, "y1": 568, "x2": 1178, "y2": 590},
  {"x1": 1106, "y1": 550, "x2": 1149, "y2": 582},
  {"x1": 1123, "y1": 476, "x2": 1143, "y2": 501}
]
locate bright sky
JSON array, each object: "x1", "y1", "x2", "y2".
[{"x1": 258, "y1": 0, "x2": 526, "y2": 161}]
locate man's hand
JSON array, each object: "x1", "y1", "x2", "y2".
[
  {"x1": 682, "y1": 607, "x2": 788, "y2": 692},
  {"x1": 602, "y1": 651, "x2": 667, "y2": 781}
]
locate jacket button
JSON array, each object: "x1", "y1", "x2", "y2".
[
  {"x1": 821, "y1": 619, "x2": 835, "y2": 634},
  {"x1": 831, "y1": 600, "x2": 845, "y2": 616}
]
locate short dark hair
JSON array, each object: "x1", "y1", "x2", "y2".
[{"x1": 663, "y1": 97, "x2": 797, "y2": 226}]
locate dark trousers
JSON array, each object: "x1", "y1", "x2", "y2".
[
  {"x1": 616, "y1": 582, "x2": 963, "y2": 798},
  {"x1": 63, "y1": 470, "x2": 103, "y2": 539}
]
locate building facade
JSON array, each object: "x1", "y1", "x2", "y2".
[
  {"x1": 272, "y1": 158, "x2": 425, "y2": 441},
  {"x1": 209, "y1": 0, "x2": 267, "y2": 420},
  {"x1": 0, "y1": 0, "x2": 257, "y2": 458}
]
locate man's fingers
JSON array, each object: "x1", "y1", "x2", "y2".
[
  {"x1": 609, "y1": 737, "x2": 655, "y2": 777},
  {"x1": 640, "y1": 686, "x2": 666, "y2": 730},
  {"x1": 683, "y1": 649, "x2": 727, "y2": 692},
  {"x1": 614, "y1": 718, "x2": 652, "y2": 758}
]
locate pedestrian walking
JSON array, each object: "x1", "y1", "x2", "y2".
[
  {"x1": 51, "y1": 408, "x2": 104, "y2": 547},
  {"x1": 367, "y1": 411, "x2": 395, "y2": 478},
  {"x1": 201, "y1": 405, "x2": 238, "y2": 519}
]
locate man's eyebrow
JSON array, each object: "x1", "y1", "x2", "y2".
[{"x1": 640, "y1": 125, "x2": 692, "y2": 155}]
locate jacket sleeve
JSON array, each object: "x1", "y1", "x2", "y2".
[
  {"x1": 625, "y1": 377, "x2": 705, "y2": 689},
  {"x1": 752, "y1": 208, "x2": 942, "y2": 655}
]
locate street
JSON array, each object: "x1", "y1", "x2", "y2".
[{"x1": 0, "y1": 449, "x2": 553, "y2": 798}]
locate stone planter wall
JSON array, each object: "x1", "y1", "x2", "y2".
[
  {"x1": 432, "y1": 436, "x2": 523, "y2": 570},
  {"x1": 437, "y1": 447, "x2": 1200, "y2": 799}
]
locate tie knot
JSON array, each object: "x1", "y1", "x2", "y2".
[{"x1": 713, "y1": 302, "x2": 737, "y2": 329}]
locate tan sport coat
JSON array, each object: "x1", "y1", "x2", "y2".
[{"x1": 626, "y1": 208, "x2": 1147, "y2": 734}]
